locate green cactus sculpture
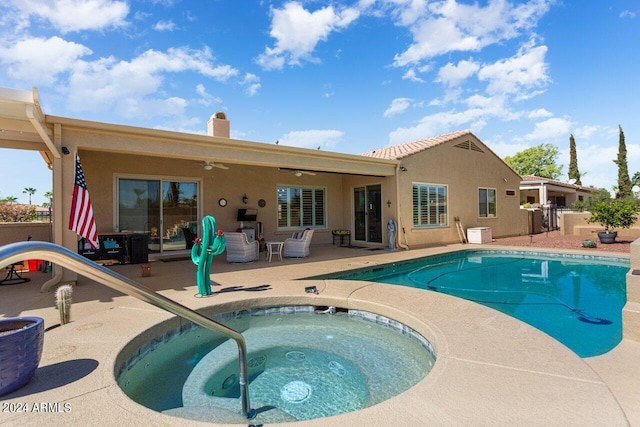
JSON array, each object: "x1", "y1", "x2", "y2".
[
  {"x1": 191, "y1": 215, "x2": 226, "y2": 296},
  {"x1": 55, "y1": 284, "x2": 73, "y2": 325}
]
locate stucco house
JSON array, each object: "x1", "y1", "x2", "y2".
[
  {"x1": 519, "y1": 175, "x2": 596, "y2": 208},
  {"x1": 0, "y1": 87, "x2": 528, "y2": 289}
]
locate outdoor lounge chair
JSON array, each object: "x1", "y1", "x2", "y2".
[
  {"x1": 283, "y1": 229, "x2": 314, "y2": 258},
  {"x1": 225, "y1": 231, "x2": 259, "y2": 263}
]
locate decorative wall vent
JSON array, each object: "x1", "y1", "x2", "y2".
[{"x1": 453, "y1": 140, "x2": 484, "y2": 153}]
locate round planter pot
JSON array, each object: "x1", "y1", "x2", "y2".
[
  {"x1": 597, "y1": 231, "x2": 617, "y2": 244},
  {"x1": 0, "y1": 317, "x2": 44, "y2": 396}
]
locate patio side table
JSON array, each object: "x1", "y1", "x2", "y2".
[
  {"x1": 332, "y1": 230, "x2": 350, "y2": 246},
  {"x1": 265, "y1": 241, "x2": 284, "y2": 262}
]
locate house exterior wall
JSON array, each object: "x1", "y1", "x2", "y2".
[
  {"x1": 26, "y1": 118, "x2": 528, "y2": 275},
  {"x1": 77, "y1": 150, "x2": 347, "y2": 246},
  {"x1": 395, "y1": 135, "x2": 528, "y2": 247}
]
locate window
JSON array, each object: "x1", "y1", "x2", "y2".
[
  {"x1": 479, "y1": 188, "x2": 496, "y2": 217},
  {"x1": 413, "y1": 183, "x2": 447, "y2": 227},
  {"x1": 277, "y1": 186, "x2": 325, "y2": 229}
]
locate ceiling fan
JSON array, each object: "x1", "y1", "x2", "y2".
[
  {"x1": 203, "y1": 161, "x2": 229, "y2": 170},
  {"x1": 279, "y1": 168, "x2": 316, "y2": 177}
]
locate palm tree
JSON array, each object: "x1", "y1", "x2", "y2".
[
  {"x1": 1, "y1": 196, "x2": 18, "y2": 204},
  {"x1": 23, "y1": 187, "x2": 37, "y2": 204},
  {"x1": 42, "y1": 191, "x2": 53, "y2": 208}
]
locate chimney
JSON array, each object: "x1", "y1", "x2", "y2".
[{"x1": 207, "y1": 111, "x2": 230, "y2": 138}]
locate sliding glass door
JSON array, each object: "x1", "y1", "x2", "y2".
[
  {"x1": 117, "y1": 178, "x2": 199, "y2": 253},
  {"x1": 353, "y1": 184, "x2": 382, "y2": 243}
]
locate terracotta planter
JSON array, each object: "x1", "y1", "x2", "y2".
[
  {"x1": 0, "y1": 317, "x2": 44, "y2": 396},
  {"x1": 597, "y1": 231, "x2": 617, "y2": 244}
]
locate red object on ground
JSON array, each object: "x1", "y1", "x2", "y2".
[{"x1": 28, "y1": 260, "x2": 42, "y2": 272}]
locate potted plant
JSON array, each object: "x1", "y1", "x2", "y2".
[
  {"x1": 0, "y1": 317, "x2": 44, "y2": 396},
  {"x1": 586, "y1": 198, "x2": 639, "y2": 243}
]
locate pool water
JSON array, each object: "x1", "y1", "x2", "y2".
[
  {"x1": 117, "y1": 307, "x2": 435, "y2": 424},
  {"x1": 314, "y1": 251, "x2": 628, "y2": 357}
]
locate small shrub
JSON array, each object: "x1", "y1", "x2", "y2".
[
  {"x1": 582, "y1": 239, "x2": 597, "y2": 248},
  {"x1": 586, "y1": 198, "x2": 639, "y2": 233},
  {"x1": 570, "y1": 199, "x2": 586, "y2": 212},
  {"x1": 0, "y1": 203, "x2": 36, "y2": 222}
]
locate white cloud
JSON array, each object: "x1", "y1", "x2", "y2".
[
  {"x1": 478, "y1": 39, "x2": 549, "y2": 96},
  {"x1": 384, "y1": 98, "x2": 413, "y2": 117},
  {"x1": 388, "y1": 110, "x2": 474, "y2": 145},
  {"x1": 256, "y1": 1, "x2": 360, "y2": 70},
  {"x1": 195, "y1": 84, "x2": 222, "y2": 106},
  {"x1": 242, "y1": 73, "x2": 261, "y2": 96},
  {"x1": 485, "y1": 139, "x2": 531, "y2": 159},
  {"x1": 620, "y1": 10, "x2": 636, "y2": 19},
  {"x1": 436, "y1": 59, "x2": 480, "y2": 87},
  {"x1": 322, "y1": 83, "x2": 334, "y2": 98},
  {"x1": 0, "y1": 36, "x2": 92, "y2": 85},
  {"x1": 527, "y1": 108, "x2": 553, "y2": 119},
  {"x1": 154, "y1": 20, "x2": 177, "y2": 31},
  {"x1": 65, "y1": 46, "x2": 238, "y2": 114},
  {"x1": 523, "y1": 117, "x2": 573, "y2": 141},
  {"x1": 278, "y1": 129, "x2": 344, "y2": 149},
  {"x1": 573, "y1": 125, "x2": 600, "y2": 140},
  {"x1": 12, "y1": 0, "x2": 129, "y2": 33},
  {"x1": 401, "y1": 68, "x2": 424, "y2": 82},
  {"x1": 391, "y1": 0, "x2": 551, "y2": 66}
]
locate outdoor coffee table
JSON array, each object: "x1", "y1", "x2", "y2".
[{"x1": 265, "y1": 241, "x2": 284, "y2": 262}]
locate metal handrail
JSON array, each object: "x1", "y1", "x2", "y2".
[{"x1": 0, "y1": 241, "x2": 255, "y2": 419}]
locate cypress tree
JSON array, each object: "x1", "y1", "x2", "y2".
[
  {"x1": 614, "y1": 125, "x2": 632, "y2": 198},
  {"x1": 568, "y1": 134, "x2": 582, "y2": 185}
]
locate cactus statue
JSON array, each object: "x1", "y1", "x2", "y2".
[
  {"x1": 55, "y1": 284, "x2": 73, "y2": 325},
  {"x1": 191, "y1": 215, "x2": 226, "y2": 296}
]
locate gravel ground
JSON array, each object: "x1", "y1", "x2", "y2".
[{"x1": 487, "y1": 230, "x2": 632, "y2": 254}]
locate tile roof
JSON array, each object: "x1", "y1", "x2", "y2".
[
  {"x1": 360, "y1": 130, "x2": 472, "y2": 160},
  {"x1": 521, "y1": 175, "x2": 595, "y2": 191}
]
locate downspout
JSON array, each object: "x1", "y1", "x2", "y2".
[{"x1": 395, "y1": 163, "x2": 409, "y2": 250}]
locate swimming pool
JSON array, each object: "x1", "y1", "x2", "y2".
[
  {"x1": 310, "y1": 250, "x2": 629, "y2": 357},
  {"x1": 117, "y1": 306, "x2": 435, "y2": 424}
]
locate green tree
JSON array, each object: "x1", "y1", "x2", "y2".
[
  {"x1": 42, "y1": 191, "x2": 53, "y2": 208},
  {"x1": 614, "y1": 125, "x2": 632, "y2": 198},
  {"x1": 1, "y1": 196, "x2": 18, "y2": 204},
  {"x1": 504, "y1": 143, "x2": 563, "y2": 179},
  {"x1": 568, "y1": 134, "x2": 582, "y2": 185},
  {"x1": 22, "y1": 187, "x2": 36, "y2": 204}
]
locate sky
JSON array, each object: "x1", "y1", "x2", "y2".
[{"x1": 0, "y1": 0, "x2": 639, "y2": 206}]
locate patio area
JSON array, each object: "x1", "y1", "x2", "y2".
[{"x1": 1, "y1": 241, "x2": 639, "y2": 426}]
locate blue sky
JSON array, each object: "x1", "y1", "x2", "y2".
[{"x1": 1, "y1": 0, "x2": 639, "y2": 206}]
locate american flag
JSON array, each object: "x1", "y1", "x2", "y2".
[{"x1": 68, "y1": 154, "x2": 99, "y2": 249}]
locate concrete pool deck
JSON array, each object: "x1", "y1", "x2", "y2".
[{"x1": 1, "y1": 243, "x2": 640, "y2": 426}]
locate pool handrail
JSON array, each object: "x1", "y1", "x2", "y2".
[{"x1": 0, "y1": 241, "x2": 255, "y2": 420}]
